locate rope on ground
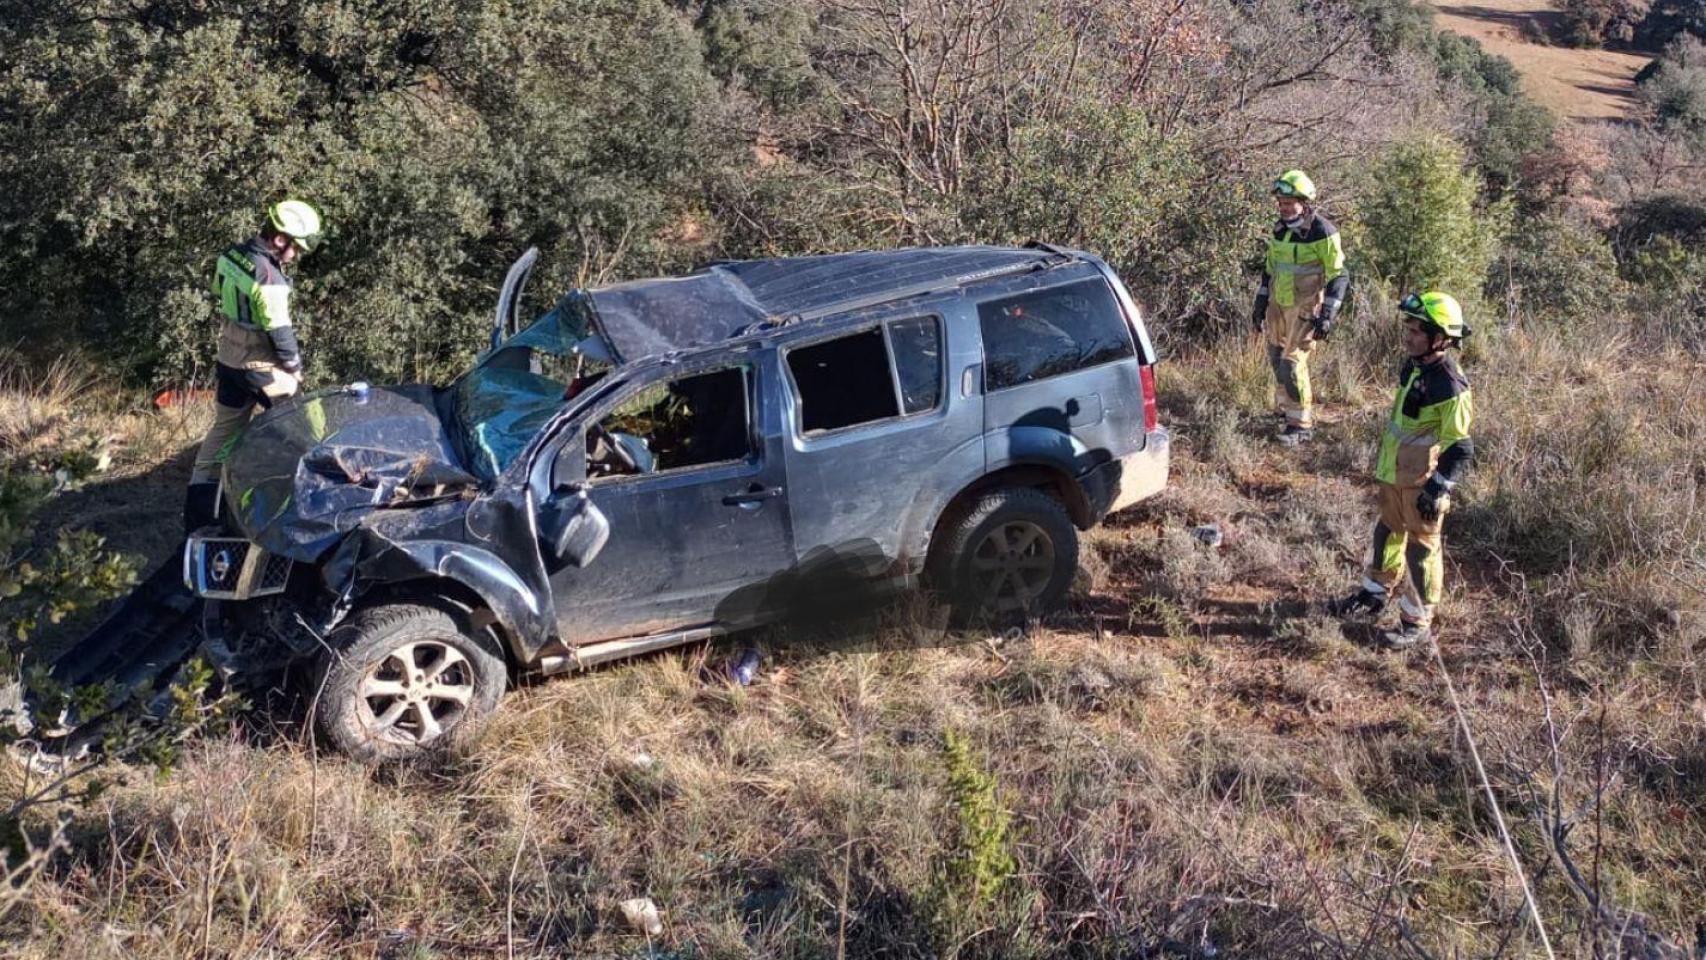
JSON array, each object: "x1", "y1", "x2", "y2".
[{"x1": 1428, "y1": 638, "x2": 1557, "y2": 960}]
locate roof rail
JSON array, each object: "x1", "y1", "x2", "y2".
[{"x1": 782, "y1": 249, "x2": 1074, "y2": 324}]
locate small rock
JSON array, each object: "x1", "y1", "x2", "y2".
[
  {"x1": 619, "y1": 897, "x2": 663, "y2": 936},
  {"x1": 1190, "y1": 523, "x2": 1223, "y2": 548}
]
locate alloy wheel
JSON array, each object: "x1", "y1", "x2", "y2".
[
  {"x1": 354, "y1": 640, "x2": 475, "y2": 745},
  {"x1": 969, "y1": 520, "x2": 1056, "y2": 614}
]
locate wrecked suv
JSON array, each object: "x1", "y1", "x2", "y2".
[{"x1": 177, "y1": 244, "x2": 1168, "y2": 761}]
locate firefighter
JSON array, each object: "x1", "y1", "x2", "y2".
[
  {"x1": 1328, "y1": 291, "x2": 1474, "y2": 649},
  {"x1": 1251, "y1": 170, "x2": 1349, "y2": 445},
  {"x1": 184, "y1": 200, "x2": 323, "y2": 530}
]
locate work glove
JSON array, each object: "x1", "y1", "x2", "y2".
[
  {"x1": 1416, "y1": 477, "x2": 1451, "y2": 523},
  {"x1": 1311, "y1": 312, "x2": 1335, "y2": 340},
  {"x1": 1251, "y1": 298, "x2": 1267, "y2": 332}
]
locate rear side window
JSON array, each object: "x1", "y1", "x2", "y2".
[
  {"x1": 978, "y1": 279, "x2": 1134, "y2": 390},
  {"x1": 787, "y1": 316, "x2": 944, "y2": 433}
]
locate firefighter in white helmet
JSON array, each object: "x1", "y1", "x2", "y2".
[{"x1": 185, "y1": 200, "x2": 323, "y2": 530}]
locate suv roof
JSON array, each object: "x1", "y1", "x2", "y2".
[{"x1": 586, "y1": 244, "x2": 1078, "y2": 362}]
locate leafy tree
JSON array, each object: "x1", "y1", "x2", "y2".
[
  {"x1": 0, "y1": 0, "x2": 726, "y2": 385},
  {"x1": 1553, "y1": 0, "x2": 1651, "y2": 46},
  {"x1": 1638, "y1": 0, "x2": 1706, "y2": 46},
  {"x1": 1357, "y1": 138, "x2": 1507, "y2": 303}
]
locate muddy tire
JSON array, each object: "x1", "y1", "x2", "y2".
[
  {"x1": 931, "y1": 487, "x2": 1078, "y2": 624},
  {"x1": 312, "y1": 603, "x2": 506, "y2": 764}
]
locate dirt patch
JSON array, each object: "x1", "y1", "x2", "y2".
[{"x1": 1430, "y1": 0, "x2": 1654, "y2": 122}]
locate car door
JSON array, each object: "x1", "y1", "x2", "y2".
[
  {"x1": 776, "y1": 305, "x2": 983, "y2": 597},
  {"x1": 544, "y1": 350, "x2": 795, "y2": 642}
]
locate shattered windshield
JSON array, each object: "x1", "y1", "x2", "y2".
[{"x1": 451, "y1": 297, "x2": 612, "y2": 481}]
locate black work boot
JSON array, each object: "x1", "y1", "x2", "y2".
[
  {"x1": 1276, "y1": 424, "x2": 1313, "y2": 446},
  {"x1": 1380, "y1": 620, "x2": 1431, "y2": 650},
  {"x1": 183, "y1": 481, "x2": 220, "y2": 533},
  {"x1": 1326, "y1": 587, "x2": 1386, "y2": 618}
]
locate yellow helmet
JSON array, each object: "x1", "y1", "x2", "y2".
[
  {"x1": 266, "y1": 199, "x2": 324, "y2": 253},
  {"x1": 1399, "y1": 291, "x2": 1470, "y2": 341},
  {"x1": 1272, "y1": 169, "x2": 1317, "y2": 202}
]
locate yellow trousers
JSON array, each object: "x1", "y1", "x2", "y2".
[
  {"x1": 1364, "y1": 483, "x2": 1447, "y2": 627},
  {"x1": 1263, "y1": 273, "x2": 1324, "y2": 429}
]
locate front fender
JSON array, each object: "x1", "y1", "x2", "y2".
[{"x1": 323, "y1": 535, "x2": 555, "y2": 661}]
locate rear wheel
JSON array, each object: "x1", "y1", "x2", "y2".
[
  {"x1": 931, "y1": 487, "x2": 1079, "y2": 623},
  {"x1": 313, "y1": 603, "x2": 507, "y2": 763}
]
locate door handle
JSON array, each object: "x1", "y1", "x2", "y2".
[{"x1": 722, "y1": 484, "x2": 783, "y2": 506}]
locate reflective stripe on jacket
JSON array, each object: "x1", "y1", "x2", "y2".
[{"x1": 1375, "y1": 355, "x2": 1474, "y2": 488}]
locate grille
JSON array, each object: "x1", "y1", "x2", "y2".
[
  {"x1": 186, "y1": 537, "x2": 291, "y2": 600},
  {"x1": 259, "y1": 553, "x2": 293, "y2": 593}
]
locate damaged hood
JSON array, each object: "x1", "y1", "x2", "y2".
[{"x1": 220, "y1": 384, "x2": 481, "y2": 560}]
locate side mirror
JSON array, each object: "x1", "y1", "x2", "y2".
[{"x1": 552, "y1": 488, "x2": 610, "y2": 568}]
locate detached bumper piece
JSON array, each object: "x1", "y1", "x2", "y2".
[{"x1": 184, "y1": 534, "x2": 291, "y2": 600}]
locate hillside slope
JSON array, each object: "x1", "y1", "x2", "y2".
[{"x1": 1432, "y1": 0, "x2": 1652, "y2": 121}]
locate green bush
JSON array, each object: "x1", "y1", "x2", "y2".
[
  {"x1": 1553, "y1": 0, "x2": 1651, "y2": 46},
  {"x1": 1355, "y1": 138, "x2": 1507, "y2": 305},
  {"x1": 932, "y1": 729, "x2": 1017, "y2": 913},
  {"x1": 1431, "y1": 32, "x2": 1558, "y2": 192},
  {"x1": 1487, "y1": 212, "x2": 1625, "y2": 321}
]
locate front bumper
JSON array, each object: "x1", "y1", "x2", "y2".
[{"x1": 1087, "y1": 427, "x2": 1171, "y2": 520}]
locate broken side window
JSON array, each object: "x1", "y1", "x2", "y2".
[
  {"x1": 978, "y1": 279, "x2": 1135, "y2": 391},
  {"x1": 588, "y1": 366, "x2": 752, "y2": 480},
  {"x1": 787, "y1": 327, "x2": 902, "y2": 433}
]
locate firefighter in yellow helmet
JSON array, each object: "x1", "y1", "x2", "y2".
[
  {"x1": 184, "y1": 200, "x2": 323, "y2": 530},
  {"x1": 1328, "y1": 292, "x2": 1474, "y2": 649},
  {"x1": 1252, "y1": 170, "x2": 1349, "y2": 445}
]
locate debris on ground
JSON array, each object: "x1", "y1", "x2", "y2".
[
  {"x1": 618, "y1": 897, "x2": 663, "y2": 936},
  {"x1": 728, "y1": 648, "x2": 762, "y2": 686}
]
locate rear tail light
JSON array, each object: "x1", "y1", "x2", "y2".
[{"x1": 1139, "y1": 364, "x2": 1158, "y2": 434}]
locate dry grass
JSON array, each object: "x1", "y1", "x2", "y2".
[{"x1": 2, "y1": 317, "x2": 1704, "y2": 959}]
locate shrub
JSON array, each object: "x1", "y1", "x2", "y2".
[
  {"x1": 1553, "y1": 0, "x2": 1651, "y2": 46},
  {"x1": 1486, "y1": 212, "x2": 1625, "y2": 322},
  {"x1": 932, "y1": 729, "x2": 1017, "y2": 915},
  {"x1": 1635, "y1": 38, "x2": 1706, "y2": 135},
  {"x1": 1431, "y1": 32, "x2": 1558, "y2": 192},
  {"x1": 1638, "y1": 0, "x2": 1706, "y2": 46},
  {"x1": 1355, "y1": 138, "x2": 1507, "y2": 305}
]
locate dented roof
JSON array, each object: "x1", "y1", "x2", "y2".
[{"x1": 587, "y1": 245, "x2": 1072, "y2": 362}]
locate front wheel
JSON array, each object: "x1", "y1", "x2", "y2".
[
  {"x1": 931, "y1": 487, "x2": 1079, "y2": 623},
  {"x1": 312, "y1": 603, "x2": 507, "y2": 763}
]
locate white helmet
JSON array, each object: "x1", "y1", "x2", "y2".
[{"x1": 266, "y1": 199, "x2": 323, "y2": 253}]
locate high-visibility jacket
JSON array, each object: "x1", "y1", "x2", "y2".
[
  {"x1": 1253, "y1": 213, "x2": 1349, "y2": 321},
  {"x1": 212, "y1": 238, "x2": 301, "y2": 370},
  {"x1": 1375, "y1": 355, "x2": 1474, "y2": 490}
]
